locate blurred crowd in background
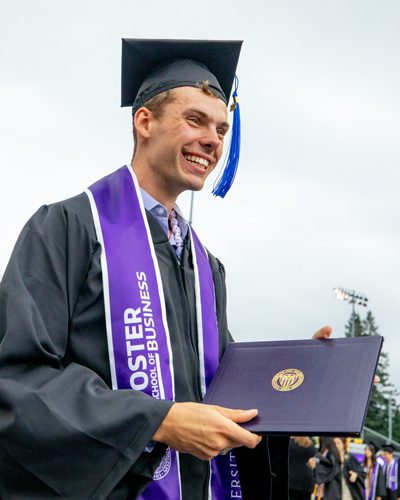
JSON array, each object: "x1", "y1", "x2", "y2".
[{"x1": 289, "y1": 436, "x2": 400, "y2": 500}]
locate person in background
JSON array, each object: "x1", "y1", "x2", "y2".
[
  {"x1": 336, "y1": 437, "x2": 366, "y2": 500},
  {"x1": 307, "y1": 437, "x2": 340, "y2": 499},
  {"x1": 308, "y1": 436, "x2": 365, "y2": 499},
  {"x1": 363, "y1": 442, "x2": 385, "y2": 500},
  {"x1": 289, "y1": 436, "x2": 317, "y2": 500},
  {"x1": 382, "y1": 445, "x2": 400, "y2": 500}
]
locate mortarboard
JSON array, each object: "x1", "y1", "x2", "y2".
[
  {"x1": 121, "y1": 39, "x2": 242, "y2": 110},
  {"x1": 121, "y1": 39, "x2": 243, "y2": 198}
]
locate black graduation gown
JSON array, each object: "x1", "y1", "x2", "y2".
[
  {"x1": 382, "y1": 458, "x2": 400, "y2": 499},
  {"x1": 342, "y1": 455, "x2": 366, "y2": 500},
  {"x1": 288, "y1": 440, "x2": 317, "y2": 496},
  {"x1": 0, "y1": 192, "x2": 289, "y2": 500},
  {"x1": 315, "y1": 452, "x2": 365, "y2": 500}
]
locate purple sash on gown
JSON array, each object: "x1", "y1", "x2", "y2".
[
  {"x1": 86, "y1": 166, "x2": 242, "y2": 499},
  {"x1": 366, "y1": 462, "x2": 378, "y2": 500},
  {"x1": 386, "y1": 457, "x2": 398, "y2": 492}
]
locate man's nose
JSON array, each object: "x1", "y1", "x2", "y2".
[{"x1": 199, "y1": 126, "x2": 222, "y2": 151}]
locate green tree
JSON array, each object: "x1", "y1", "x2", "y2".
[
  {"x1": 362, "y1": 311, "x2": 380, "y2": 337},
  {"x1": 344, "y1": 311, "x2": 363, "y2": 337},
  {"x1": 365, "y1": 349, "x2": 394, "y2": 436},
  {"x1": 350, "y1": 310, "x2": 400, "y2": 441},
  {"x1": 392, "y1": 407, "x2": 400, "y2": 443}
]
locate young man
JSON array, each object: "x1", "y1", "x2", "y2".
[
  {"x1": 382, "y1": 445, "x2": 400, "y2": 500},
  {"x1": 0, "y1": 39, "x2": 330, "y2": 499}
]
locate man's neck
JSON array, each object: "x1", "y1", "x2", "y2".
[{"x1": 131, "y1": 162, "x2": 178, "y2": 213}]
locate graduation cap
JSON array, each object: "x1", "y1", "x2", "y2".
[{"x1": 121, "y1": 39, "x2": 243, "y2": 198}]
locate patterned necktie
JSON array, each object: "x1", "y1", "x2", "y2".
[{"x1": 169, "y1": 208, "x2": 184, "y2": 258}]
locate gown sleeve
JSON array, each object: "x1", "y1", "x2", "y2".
[
  {"x1": 344, "y1": 455, "x2": 365, "y2": 498},
  {"x1": 314, "y1": 452, "x2": 340, "y2": 485},
  {"x1": 0, "y1": 202, "x2": 173, "y2": 499}
]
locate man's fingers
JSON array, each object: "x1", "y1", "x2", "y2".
[
  {"x1": 214, "y1": 406, "x2": 262, "y2": 449},
  {"x1": 220, "y1": 422, "x2": 261, "y2": 450},
  {"x1": 217, "y1": 407, "x2": 259, "y2": 423},
  {"x1": 312, "y1": 325, "x2": 333, "y2": 339},
  {"x1": 153, "y1": 402, "x2": 262, "y2": 459},
  {"x1": 233, "y1": 426, "x2": 262, "y2": 449}
]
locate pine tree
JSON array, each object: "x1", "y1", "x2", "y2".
[
  {"x1": 365, "y1": 349, "x2": 393, "y2": 436},
  {"x1": 362, "y1": 311, "x2": 379, "y2": 337},
  {"x1": 344, "y1": 311, "x2": 363, "y2": 337},
  {"x1": 354, "y1": 310, "x2": 400, "y2": 441},
  {"x1": 392, "y1": 407, "x2": 400, "y2": 443}
]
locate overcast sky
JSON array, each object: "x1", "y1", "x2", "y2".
[{"x1": 1, "y1": 1, "x2": 399, "y2": 406}]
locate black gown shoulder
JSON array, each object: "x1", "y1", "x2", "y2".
[{"x1": 0, "y1": 193, "x2": 173, "y2": 499}]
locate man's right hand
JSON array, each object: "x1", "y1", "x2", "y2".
[
  {"x1": 152, "y1": 402, "x2": 262, "y2": 461},
  {"x1": 307, "y1": 457, "x2": 319, "y2": 469}
]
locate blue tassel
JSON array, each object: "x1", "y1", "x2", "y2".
[{"x1": 212, "y1": 76, "x2": 241, "y2": 198}]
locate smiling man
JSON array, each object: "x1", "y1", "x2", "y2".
[{"x1": 0, "y1": 40, "x2": 290, "y2": 499}]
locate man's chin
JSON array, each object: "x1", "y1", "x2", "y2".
[
  {"x1": 189, "y1": 183, "x2": 205, "y2": 192},
  {"x1": 182, "y1": 175, "x2": 207, "y2": 193}
]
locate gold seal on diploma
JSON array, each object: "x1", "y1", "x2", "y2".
[{"x1": 272, "y1": 369, "x2": 304, "y2": 392}]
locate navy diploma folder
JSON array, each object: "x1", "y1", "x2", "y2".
[{"x1": 203, "y1": 336, "x2": 383, "y2": 436}]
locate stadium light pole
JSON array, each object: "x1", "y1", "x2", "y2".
[{"x1": 333, "y1": 287, "x2": 369, "y2": 336}]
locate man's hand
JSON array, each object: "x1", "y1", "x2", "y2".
[
  {"x1": 312, "y1": 325, "x2": 333, "y2": 340},
  {"x1": 307, "y1": 457, "x2": 317, "y2": 469},
  {"x1": 348, "y1": 470, "x2": 358, "y2": 483},
  {"x1": 152, "y1": 402, "x2": 262, "y2": 461}
]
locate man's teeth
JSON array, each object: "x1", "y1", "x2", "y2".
[{"x1": 184, "y1": 154, "x2": 210, "y2": 168}]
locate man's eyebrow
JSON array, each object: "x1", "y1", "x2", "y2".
[
  {"x1": 219, "y1": 120, "x2": 230, "y2": 130},
  {"x1": 185, "y1": 108, "x2": 230, "y2": 129}
]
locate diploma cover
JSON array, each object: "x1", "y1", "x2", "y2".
[{"x1": 203, "y1": 336, "x2": 383, "y2": 436}]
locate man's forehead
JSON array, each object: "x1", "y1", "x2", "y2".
[{"x1": 171, "y1": 87, "x2": 228, "y2": 117}]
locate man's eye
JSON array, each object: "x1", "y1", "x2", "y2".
[
  {"x1": 188, "y1": 116, "x2": 200, "y2": 124},
  {"x1": 217, "y1": 128, "x2": 226, "y2": 137}
]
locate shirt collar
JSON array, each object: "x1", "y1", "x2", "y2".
[{"x1": 140, "y1": 188, "x2": 188, "y2": 241}]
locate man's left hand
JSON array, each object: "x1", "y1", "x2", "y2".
[
  {"x1": 312, "y1": 325, "x2": 333, "y2": 340},
  {"x1": 349, "y1": 470, "x2": 358, "y2": 483}
]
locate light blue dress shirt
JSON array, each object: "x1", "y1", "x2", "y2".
[{"x1": 140, "y1": 189, "x2": 188, "y2": 247}]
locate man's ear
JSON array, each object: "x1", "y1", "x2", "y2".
[{"x1": 134, "y1": 107, "x2": 153, "y2": 140}]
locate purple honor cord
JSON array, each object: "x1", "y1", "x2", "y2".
[{"x1": 86, "y1": 166, "x2": 241, "y2": 500}]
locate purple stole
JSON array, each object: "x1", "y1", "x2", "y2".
[
  {"x1": 86, "y1": 166, "x2": 241, "y2": 499},
  {"x1": 366, "y1": 462, "x2": 379, "y2": 500},
  {"x1": 386, "y1": 457, "x2": 398, "y2": 492}
]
